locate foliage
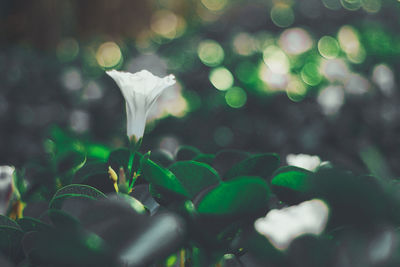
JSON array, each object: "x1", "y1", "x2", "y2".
[{"x1": 1, "y1": 129, "x2": 400, "y2": 266}]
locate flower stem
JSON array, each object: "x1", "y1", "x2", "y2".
[{"x1": 127, "y1": 137, "x2": 142, "y2": 188}]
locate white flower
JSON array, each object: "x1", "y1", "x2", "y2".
[
  {"x1": 286, "y1": 153, "x2": 321, "y2": 171},
  {"x1": 0, "y1": 166, "x2": 15, "y2": 215},
  {"x1": 254, "y1": 199, "x2": 329, "y2": 250},
  {"x1": 106, "y1": 69, "x2": 176, "y2": 141}
]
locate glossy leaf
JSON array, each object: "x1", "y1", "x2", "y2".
[
  {"x1": 192, "y1": 154, "x2": 215, "y2": 165},
  {"x1": 169, "y1": 161, "x2": 221, "y2": 199},
  {"x1": 270, "y1": 166, "x2": 313, "y2": 204},
  {"x1": 175, "y1": 146, "x2": 201, "y2": 161},
  {"x1": 52, "y1": 184, "x2": 107, "y2": 200},
  {"x1": 141, "y1": 158, "x2": 190, "y2": 198},
  {"x1": 196, "y1": 176, "x2": 270, "y2": 216},
  {"x1": 149, "y1": 150, "x2": 174, "y2": 168},
  {"x1": 224, "y1": 153, "x2": 280, "y2": 181}
]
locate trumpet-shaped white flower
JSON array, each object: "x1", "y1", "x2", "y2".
[
  {"x1": 254, "y1": 199, "x2": 329, "y2": 250},
  {"x1": 106, "y1": 70, "x2": 176, "y2": 141}
]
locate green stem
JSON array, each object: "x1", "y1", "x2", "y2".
[{"x1": 127, "y1": 137, "x2": 142, "y2": 188}]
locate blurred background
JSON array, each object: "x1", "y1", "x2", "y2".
[{"x1": 1, "y1": 0, "x2": 400, "y2": 177}]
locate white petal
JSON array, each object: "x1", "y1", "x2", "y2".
[
  {"x1": 106, "y1": 69, "x2": 176, "y2": 140},
  {"x1": 254, "y1": 199, "x2": 329, "y2": 250}
]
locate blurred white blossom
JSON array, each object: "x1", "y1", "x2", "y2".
[
  {"x1": 254, "y1": 199, "x2": 329, "y2": 250},
  {"x1": 0, "y1": 166, "x2": 15, "y2": 215},
  {"x1": 286, "y1": 153, "x2": 321, "y2": 171},
  {"x1": 106, "y1": 69, "x2": 176, "y2": 141}
]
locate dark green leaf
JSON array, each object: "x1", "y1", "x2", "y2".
[
  {"x1": 212, "y1": 149, "x2": 250, "y2": 177},
  {"x1": 48, "y1": 209, "x2": 80, "y2": 229},
  {"x1": 141, "y1": 158, "x2": 190, "y2": 198},
  {"x1": 238, "y1": 228, "x2": 284, "y2": 265},
  {"x1": 148, "y1": 184, "x2": 186, "y2": 206},
  {"x1": 52, "y1": 184, "x2": 107, "y2": 200},
  {"x1": 0, "y1": 215, "x2": 21, "y2": 230},
  {"x1": 107, "y1": 148, "x2": 130, "y2": 172},
  {"x1": 56, "y1": 150, "x2": 86, "y2": 174},
  {"x1": 17, "y1": 217, "x2": 51, "y2": 232},
  {"x1": 224, "y1": 153, "x2": 280, "y2": 181},
  {"x1": 149, "y1": 150, "x2": 174, "y2": 168},
  {"x1": 49, "y1": 194, "x2": 99, "y2": 210},
  {"x1": 169, "y1": 161, "x2": 221, "y2": 199},
  {"x1": 192, "y1": 154, "x2": 215, "y2": 165},
  {"x1": 0, "y1": 225, "x2": 24, "y2": 260},
  {"x1": 73, "y1": 162, "x2": 108, "y2": 183},
  {"x1": 270, "y1": 166, "x2": 313, "y2": 204},
  {"x1": 107, "y1": 193, "x2": 147, "y2": 214},
  {"x1": 49, "y1": 184, "x2": 107, "y2": 210},
  {"x1": 32, "y1": 228, "x2": 115, "y2": 267},
  {"x1": 176, "y1": 146, "x2": 201, "y2": 161},
  {"x1": 196, "y1": 176, "x2": 270, "y2": 216}
]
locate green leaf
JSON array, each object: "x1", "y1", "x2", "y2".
[
  {"x1": 141, "y1": 158, "x2": 190, "y2": 198},
  {"x1": 48, "y1": 209, "x2": 80, "y2": 229},
  {"x1": 0, "y1": 226, "x2": 24, "y2": 260},
  {"x1": 148, "y1": 184, "x2": 186, "y2": 206},
  {"x1": 32, "y1": 228, "x2": 115, "y2": 266},
  {"x1": 169, "y1": 161, "x2": 221, "y2": 199},
  {"x1": 224, "y1": 153, "x2": 280, "y2": 181},
  {"x1": 196, "y1": 176, "x2": 270, "y2": 216},
  {"x1": 312, "y1": 169, "x2": 389, "y2": 225},
  {"x1": 72, "y1": 163, "x2": 115, "y2": 194},
  {"x1": 270, "y1": 166, "x2": 313, "y2": 204},
  {"x1": 107, "y1": 148, "x2": 130, "y2": 172},
  {"x1": 56, "y1": 150, "x2": 86, "y2": 175},
  {"x1": 73, "y1": 162, "x2": 108, "y2": 183},
  {"x1": 107, "y1": 149, "x2": 143, "y2": 177},
  {"x1": 52, "y1": 184, "x2": 107, "y2": 200},
  {"x1": 212, "y1": 149, "x2": 250, "y2": 177},
  {"x1": 107, "y1": 193, "x2": 147, "y2": 214},
  {"x1": 0, "y1": 215, "x2": 21, "y2": 230},
  {"x1": 17, "y1": 217, "x2": 51, "y2": 232},
  {"x1": 86, "y1": 144, "x2": 111, "y2": 161},
  {"x1": 192, "y1": 154, "x2": 215, "y2": 165},
  {"x1": 49, "y1": 194, "x2": 99, "y2": 210},
  {"x1": 176, "y1": 146, "x2": 201, "y2": 161},
  {"x1": 49, "y1": 184, "x2": 107, "y2": 209},
  {"x1": 238, "y1": 228, "x2": 284, "y2": 265},
  {"x1": 149, "y1": 150, "x2": 174, "y2": 168}
]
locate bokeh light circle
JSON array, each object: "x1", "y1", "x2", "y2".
[
  {"x1": 96, "y1": 42, "x2": 122, "y2": 69},
  {"x1": 201, "y1": 0, "x2": 228, "y2": 11},
  {"x1": 225, "y1": 87, "x2": 247, "y2": 108},
  {"x1": 270, "y1": 4, "x2": 295, "y2": 28},
  {"x1": 361, "y1": 0, "x2": 381, "y2": 13},
  {"x1": 198, "y1": 40, "x2": 224, "y2": 67},
  {"x1": 301, "y1": 62, "x2": 322, "y2": 86},
  {"x1": 340, "y1": 0, "x2": 362, "y2": 10},
  {"x1": 209, "y1": 67, "x2": 234, "y2": 91},
  {"x1": 322, "y1": 0, "x2": 342, "y2": 10},
  {"x1": 318, "y1": 36, "x2": 340, "y2": 59},
  {"x1": 279, "y1": 28, "x2": 313, "y2": 55},
  {"x1": 263, "y1": 46, "x2": 290, "y2": 74}
]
